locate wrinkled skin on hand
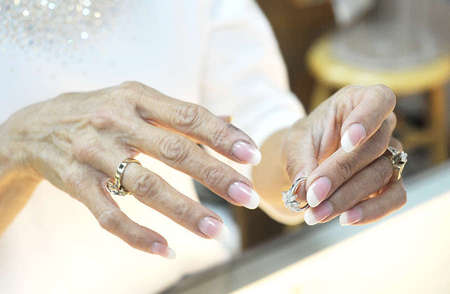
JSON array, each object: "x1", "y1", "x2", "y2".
[{"x1": 1, "y1": 81, "x2": 262, "y2": 257}]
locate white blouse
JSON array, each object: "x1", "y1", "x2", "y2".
[{"x1": 0, "y1": 1, "x2": 304, "y2": 293}]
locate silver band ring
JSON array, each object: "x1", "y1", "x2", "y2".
[
  {"x1": 282, "y1": 177, "x2": 309, "y2": 212},
  {"x1": 384, "y1": 146, "x2": 408, "y2": 182},
  {"x1": 105, "y1": 158, "x2": 141, "y2": 196}
]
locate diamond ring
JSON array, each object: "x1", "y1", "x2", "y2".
[
  {"x1": 282, "y1": 177, "x2": 309, "y2": 212},
  {"x1": 384, "y1": 146, "x2": 407, "y2": 182}
]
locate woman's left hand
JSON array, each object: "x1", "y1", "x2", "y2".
[{"x1": 283, "y1": 85, "x2": 407, "y2": 225}]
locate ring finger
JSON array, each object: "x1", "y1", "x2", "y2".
[
  {"x1": 339, "y1": 180, "x2": 407, "y2": 225},
  {"x1": 74, "y1": 141, "x2": 229, "y2": 241},
  {"x1": 70, "y1": 166, "x2": 174, "y2": 258}
]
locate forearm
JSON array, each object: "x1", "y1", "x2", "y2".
[{"x1": 0, "y1": 123, "x2": 41, "y2": 235}]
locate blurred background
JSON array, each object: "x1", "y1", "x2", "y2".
[{"x1": 181, "y1": 0, "x2": 450, "y2": 293}]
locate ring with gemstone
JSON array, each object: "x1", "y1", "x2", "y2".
[
  {"x1": 282, "y1": 177, "x2": 309, "y2": 212},
  {"x1": 384, "y1": 146, "x2": 408, "y2": 182},
  {"x1": 105, "y1": 158, "x2": 141, "y2": 197}
]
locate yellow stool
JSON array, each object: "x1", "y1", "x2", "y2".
[{"x1": 307, "y1": 37, "x2": 450, "y2": 163}]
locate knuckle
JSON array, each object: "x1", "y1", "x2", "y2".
[
  {"x1": 372, "y1": 84, "x2": 396, "y2": 108},
  {"x1": 327, "y1": 198, "x2": 342, "y2": 213},
  {"x1": 172, "y1": 103, "x2": 202, "y2": 129},
  {"x1": 126, "y1": 231, "x2": 147, "y2": 249},
  {"x1": 342, "y1": 85, "x2": 360, "y2": 93},
  {"x1": 201, "y1": 166, "x2": 225, "y2": 188},
  {"x1": 159, "y1": 135, "x2": 190, "y2": 163},
  {"x1": 211, "y1": 123, "x2": 230, "y2": 148},
  {"x1": 337, "y1": 85, "x2": 360, "y2": 99},
  {"x1": 119, "y1": 81, "x2": 145, "y2": 101},
  {"x1": 73, "y1": 137, "x2": 102, "y2": 163},
  {"x1": 329, "y1": 188, "x2": 358, "y2": 213},
  {"x1": 169, "y1": 199, "x2": 194, "y2": 221},
  {"x1": 375, "y1": 159, "x2": 392, "y2": 186},
  {"x1": 60, "y1": 168, "x2": 83, "y2": 191},
  {"x1": 285, "y1": 159, "x2": 298, "y2": 180},
  {"x1": 334, "y1": 158, "x2": 354, "y2": 182},
  {"x1": 133, "y1": 172, "x2": 162, "y2": 199},
  {"x1": 120, "y1": 81, "x2": 145, "y2": 91},
  {"x1": 98, "y1": 208, "x2": 121, "y2": 231},
  {"x1": 373, "y1": 130, "x2": 390, "y2": 156},
  {"x1": 89, "y1": 108, "x2": 115, "y2": 129},
  {"x1": 387, "y1": 112, "x2": 397, "y2": 129}
]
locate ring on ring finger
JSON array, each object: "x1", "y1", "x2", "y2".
[{"x1": 106, "y1": 158, "x2": 141, "y2": 196}]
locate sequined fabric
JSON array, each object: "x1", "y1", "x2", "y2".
[{"x1": 0, "y1": 0, "x2": 122, "y2": 56}]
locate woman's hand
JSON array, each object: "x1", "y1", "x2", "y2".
[
  {"x1": 1, "y1": 81, "x2": 261, "y2": 257},
  {"x1": 283, "y1": 85, "x2": 407, "y2": 225}
]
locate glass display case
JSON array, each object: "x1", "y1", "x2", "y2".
[{"x1": 164, "y1": 162, "x2": 450, "y2": 294}]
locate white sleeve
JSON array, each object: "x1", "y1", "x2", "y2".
[{"x1": 200, "y1": 0, "x2": 305, "y2": 150}]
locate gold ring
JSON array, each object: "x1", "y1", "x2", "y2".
[
  {"x1": 105, "y1": 158, "x2": 141, "y2": 196},
  {"x1": 384, "y1": 146, "x2": 408, "y2": 182}
]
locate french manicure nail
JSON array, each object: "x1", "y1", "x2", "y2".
[
  {"x1": 198, "y1": 217, "x2": 230, "y2": 242},
  {"x1": 231, "y1": 140, "x2": 261, "y2": 165},
  {"x1": 303, "y1": 202, "x2": 333, "y2": 225},
  {"x1": 228, "y1": 182, "x2": 260, "y2": 209},
  {"x1": 307, "y1": 177, "x2": 331, "y2": 207},
  {"x1": 166, "y1": 247, "x2": 176, "y2": 259},
  {"x1": 339, "y1": 207, "x2": 362, "y2": 226},
  {"x1": 151, "y1": 242, "x2": 176, "y2": 259},
  {"x1": 341, "y1": 123, "x2": 366, "y2": 152}
]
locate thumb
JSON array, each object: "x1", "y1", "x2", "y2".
[{"x1": 284, "y1": 127, "x2": 318, "y2": 201}]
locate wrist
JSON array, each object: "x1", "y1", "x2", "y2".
[
  {"x1": 0, "y1": 122, "x2": 14, "y2": 174},
  {"x1": 0, "y1": 120, "x2": 38, "y2": 181},
  {"x1": 0, "y1": 121, "x2": 41, "y2": 235}
]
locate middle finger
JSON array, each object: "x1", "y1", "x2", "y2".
[{"x1": 126, "y1": 119, "x2": 260, "y2": 209}]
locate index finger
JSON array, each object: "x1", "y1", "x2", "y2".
[
  {"x1": 120, "y1": 82, "x2": 261, "y2": 165},
  {"x1": 337, "y1": 85, "x2": 396, "y2": 152}
]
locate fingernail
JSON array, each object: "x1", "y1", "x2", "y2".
[
  {"x1": 198, "y1": 217, "x2": 230, "y2": 242},
  {"x1": 341, "y1": 123, "x2": 366, "y2": 152},
  {"x1": 166, "y1": 247, "x2": 176, "y2": 259},
  {"x1": 228, "y1": 182, "x2": 260, "y2": 209},
  {"x1": 307, "y1": 177, "x2": 331, "y2": 207},
  {"x1": 151, "y1": 242, "x2": 176, "y2": 259},
  {"x1": 303, "y1": 202, "x2": 333, "y2": 225},
  {"x1": 231, "y1": 140, "x2": 261, "y2": 165},
  {"x1": 339, "y1": 207, "x2": 362, "y2": 226}
]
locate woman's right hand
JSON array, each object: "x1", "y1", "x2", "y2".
[{"x1": 1, "y1": 81, "x2": 261, "y2": 258}]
